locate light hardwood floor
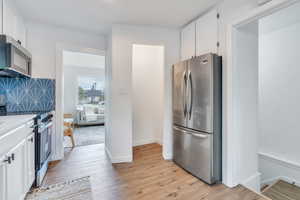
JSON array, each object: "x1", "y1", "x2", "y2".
[
  {"x1": 44, "y1": 143, "x2": 268, "y2": 200},
  {"x1": 262, "y1": 180, "x2": 300, "y2": 200}
]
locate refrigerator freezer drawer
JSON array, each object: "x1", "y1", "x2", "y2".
[{"x1": 173, "y1": 127, "x2": 215, "y2": 184}]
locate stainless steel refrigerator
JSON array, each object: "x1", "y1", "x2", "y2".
[{"x1": 172, "y1": 53, "x2": 222, "y2": 184}]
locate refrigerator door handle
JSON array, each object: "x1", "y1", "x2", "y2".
[
  {"x1": 174, "y1": 126, "x2": 208, "y2": 138},
  {"x1": 174, "y1": 126, "x2": 188, "y2": 133},
  {"x1": 182, "y1": 72, "x2": 187, "y2": 117},
  {"x1": 191, "y1": 133, "x2": 208, "y2": 139},
  {"x1": 188, "y1": 71, "x2": 193, "y2": 120}
]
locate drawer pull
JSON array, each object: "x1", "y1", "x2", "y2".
[
  {"x1": 11, "y1": 153, "x2": 15, "y2": 161},
  {"x1": 3, "y1": 156, "x2": 11, "y2": 164}
]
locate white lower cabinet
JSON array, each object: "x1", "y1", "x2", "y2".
[
  {"x1": 0, "y1": 156, "x2": 8, "y2": 200},
  {"x1": 25, "y1": 133, "x2": 35, "y2": 192},
  {"x1": 0, "y1": 121, "x2": 35, "y2": 200},
  {"x1": 6, "y1": 139, "x2": 26, "y2": 200}
]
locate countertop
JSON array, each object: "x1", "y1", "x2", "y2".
[{"x1": 0, "y1": 115, "x2": 36, "y2": 137}]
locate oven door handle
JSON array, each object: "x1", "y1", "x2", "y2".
[
  {"x1": 45, "y1": 121, "x2": 53, "y2": 128},
  {"x1": 38, "y1": 122, "x2": 53, "y2": 133}
]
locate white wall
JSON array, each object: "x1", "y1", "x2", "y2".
[
  {"x1": 221, "y1": 0, "x2": 300, "y2": 190},
  {"x1": 63, "y1": 66, "x2": 105, "y2": 115},
  {"x1": 259, "y1": 3, "x2": 300, "y2": 185},
  {"x1": 105, "y1": 34, "x2": 113, "y2": 158},
  {"x1": 132, "y1": 45, "x2": 164, "y2": 146},
  {"x1": 234, "y1": 22, "x2": 259, "y2": 192},
  {"x1": 25, "y1": 21, "x2": 106, "y2": 160},
  {"x1": 207, "y1": 0, "x2": 259, "y2": 187},
  {"x1": 107, "y1": 24, "x2": 180, "y2": 163},
  {"x1": 179, "y1": 0, "x2": 260, "y2": 187},
  {"x1": 26, "y1": 22, "x2": 106, "y2": 79}
]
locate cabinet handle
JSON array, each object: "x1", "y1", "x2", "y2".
[
  {"x1": 11, "y1": 153, "x2": 15, "y2": 161},
  {"x1": 31, "y1": 137, "x2": 34, "y2": 143},
  {"x1": 3, "y1": 156, "x2": 11, "y2": 164}
]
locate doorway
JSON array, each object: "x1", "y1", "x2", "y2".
[
  {"x1": 62, "y1": 50, "x2": 106, "y2": 148},
  {"x1": 131, "y1": 44, "x2": 165, "y2": 153},
  {"x1": 228, "y1": 0, "x2": 300, "y2": 198}
]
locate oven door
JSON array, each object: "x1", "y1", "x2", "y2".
[{"x1": 38, "y1": 121, "x2": 53, "y2": 169}]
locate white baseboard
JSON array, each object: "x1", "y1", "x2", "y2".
[
  {"x1": 50, "y1": 150, "x2": 64, "y2": 162},
  {"x1": 105, "y1": 147, "x2": 132, "y2": 163},
  {"x1": 110, "y1": 155, "x2": 133, "y2": 163},
  {"x1": 259, "y1": 152, "x2": 300, "y2": 187},
  {"x1": 156, "y1": 138, "x2": 163, "y2": 145},
  {"x1": 105, "y1": 147, "x2": 113, "y2": 161},
  {"x1": 242, "y1": 172, "x2": 261, "y2": 193},
  {"x1": 259, "y1": 152, "x2": 300, "y2": 171},
  {"x1": 163, "y1": 152, "x2": 173, "y2": 160},
  {"x1": 133, "y1": 138, "x2": 157, "y2": 147}
]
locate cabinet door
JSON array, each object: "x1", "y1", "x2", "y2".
[
  {"x1": 6, "y1": 139, "x2": 26, "y2": 200},
  {"x1": 26, "y1": 133, "x2": 35, "y2": 191},
  {"x1": 15, "y1": 15, "x2": 27, "y2": 47},
  {"x1": 3, "y1": 0, "x2": 17, "y2": 39},
  {"x1": 0, "y1": 157, "x2": 8, "y2": 200},
  {"x1": 196, "y1": 8, "x2": 219, "y2": 56},
  {"x1": 3, "y1": 0, "x2": 27, "y2": 46},
  {"x1": 181, "y1": 22, "x2": 196, "y2": 61}
]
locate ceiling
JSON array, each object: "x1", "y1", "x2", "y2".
[
  {"x1": 15, "y1": 0, "x2": 220, "y2": 35},
  {"x1": 260, "y1": 1, "x2": 300, "y2": 34}
]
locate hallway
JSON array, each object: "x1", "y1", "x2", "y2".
[
  {"x1": 44, "y1": 144, "x2": 268, "y2": 200},
  {"x1": 64, "y1": 125, "x2": 105, "y2": 147}
]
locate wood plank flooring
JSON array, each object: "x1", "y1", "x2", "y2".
[
  {"x1": 44, "y1": 143, "x2": 268, "y2": 200},
  {"x1": 262, "y1": 180, "x2": 300, "y2": 200}
]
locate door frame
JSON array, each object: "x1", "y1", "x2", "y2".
[
  {"x1": 224, "y1": 0, "x2": 300, "y2": 188},
  {"x1": 54, "y1": 43, "x2": 105, "y2": 160},
  {"x1": 131, "y1": 44, "x2": 165, "y2": 148}
]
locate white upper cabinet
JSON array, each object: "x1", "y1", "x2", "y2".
[
  {"x1": 2, "y1": 0, "x2": 27, "y2": 47},
  {"x1": 196, "y1": 8, "x2": 219, "y2": 56},
  {"x1": 15, "y1": 16, "x2": 27, "y2": 47},
  {"x1": 2, "y1": 0, "x2": 15, "y2": 37},
  {"x1": 181, "y1": 22, "x2": 196, "y2": 61},
  {"x1": 181, "y1": 7, "x2": 220, "y2": 59}
]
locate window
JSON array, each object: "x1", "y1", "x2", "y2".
[{"x1": 78, "y1": 77, "x2": 104, "y2": 105}]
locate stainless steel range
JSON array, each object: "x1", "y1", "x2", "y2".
[{"x1": 34, "y1": 112, "x2": 53, "y2": 187}]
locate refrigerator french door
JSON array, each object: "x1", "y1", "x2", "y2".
[{"x1": 172, "y1": 53, "x2": 222, "y2": 184}]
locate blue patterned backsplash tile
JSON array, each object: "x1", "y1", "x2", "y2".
[{"x1": 0, "y1": 77, "x2": 55, "y2": 113}]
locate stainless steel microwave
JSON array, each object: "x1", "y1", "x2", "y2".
[{"x1": 0, "y1": 35, "x2": 32, "y2": 78}]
